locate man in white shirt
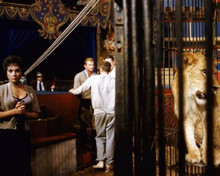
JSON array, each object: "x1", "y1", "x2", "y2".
[
  {"x1": 36, "y1": 72, "x2": 45, "y2": 91},
  {"x1": 104, "y1": 55, "x2": 115, "y2": 78},
  {"x1": 69, "y1": 61, "x2": 115, "y2": 172}
]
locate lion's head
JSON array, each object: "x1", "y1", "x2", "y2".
[{"x1": 172, "y1": 52, "x2": 220, "y2": 117}]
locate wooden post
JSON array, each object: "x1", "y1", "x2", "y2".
[{"x1": 96, "y1": 21, "x2": 101, "y2": 67}]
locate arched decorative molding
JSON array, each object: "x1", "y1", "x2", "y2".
[
  {"x1": 18, "y1": 7, "x2": 31, "y2": 20},
  {"x1": 5, "y1": 6, "x2": 18, "y2": 19}
]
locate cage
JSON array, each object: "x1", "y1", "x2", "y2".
[
  {"x1": 155, "y1": 0, "x2": 219, "y2": 175},
  {"x1": 114, "y1": 0, "x2": 220, "y2": 175}
]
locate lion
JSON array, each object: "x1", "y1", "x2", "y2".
[{"x1": 172, "y1": 51, "x2": 220, "y2": 166}]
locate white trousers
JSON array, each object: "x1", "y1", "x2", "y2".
[{"x1": 94, "y1": 112, "x2": 115, "y2": 165}]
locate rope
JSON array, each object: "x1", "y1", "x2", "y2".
[{"x1": 24, "y1": 0, "x2": 101, "y2": 75}]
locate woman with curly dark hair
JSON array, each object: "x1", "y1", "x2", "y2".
[{"x1": 0, "y1": 55, "x2": 40, "y2": 176}]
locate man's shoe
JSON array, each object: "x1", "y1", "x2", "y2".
[
  {"x1": 92, "y1": 161, "x2": 104, "y2": 169},
  {"x1": 105, "y1": 164, "x2": 113, "y2": 172}
]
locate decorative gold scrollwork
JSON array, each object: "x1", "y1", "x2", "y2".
[
  {"x1": 18, "y1": 7, "x2": 30, "y2": 20},
  {"x1": 99, "y1": 0, "x2": 109, "y2": 17},
  {"x1": 0, "y1": 0, "x2": 113, "y2": 39},
  {"x1": 81, "y1": 15, "x2": 89, "y2": 26},
  {"x1": 30, "y1": 0, "x2": 69, "y2": 40},
  {"x1": 5, "y1": 6, "x2": 17, "y2": 19},
  {"x1": 90, "y1": 3, "x2": 99, "y2": 16},
  {"x1": 99, "y1": 0, "x2": 111, "y2": 29},
  {"x1": 0, "y1": 6, "x2": 4, "y2": 17}
]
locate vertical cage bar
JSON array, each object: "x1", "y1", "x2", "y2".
[
  {"x1": 198, "y1": 0, "x2": 201, "y2": 51},
  {"x1": 131, "y1": 0, "x2": 141, "y2": 175},
  {"x1": 176, "y1": 0, "x2": 185, "y2": 176},
  {"x1": 192, "y1": 0, "x2": 195, "y2": 51},
  {"x1": 114, "y1": 1, "x2": 133, "y2": 175},
  {"x1": 195, "y1": 0, "x2": 198, "y2": 49},
  {"x1": 156, "y1": 0, "x2": 165, "y2": 175},
  {"x1": 142, "y1": 0, "x2": 156, "y2": 176},
  {"x1": 202, "y1": 0, "x2": 205, "y2": 52},
  {"x1": 205, "y1": 0, "x2": 214, "y2": 175}
]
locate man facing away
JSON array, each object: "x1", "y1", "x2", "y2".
[
  {"x1": 69, "y1": 57, "x2": 96, "y2": 148},
  {"x1": 104, "y1": 55, "x2": 115, "y2": 78},
  {"x1": 69, "y1": 61, "x2": 115, "y2": 172}
]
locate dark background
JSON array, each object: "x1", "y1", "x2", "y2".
[{"x1": 0, "y1": 18, "x2": 97, "y2": 83}]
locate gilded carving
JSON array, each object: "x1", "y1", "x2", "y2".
[
  {"x1": 99, "y1": 0, "x2": 111, "y2": 29},
  {"x1": 0, "y1": 0, "x2": 113, "y2": 39},
  {"x1": 0, "y1": 6, "x2": 4, "y2": 17},
  {"x1": 81, "y1": 15, "x2": 89, "y2": 26},
  {"x1": 99, "y1": 0, "x2": 109, "y2": 17},
  {"x1": 90, "y1": 3, "x2": 99, "y2": 16},
  {"x1": 69, "y1": 0, "x2": 112, "y2": 29},
  {"x1": 30, "y1": 0, "x2": 69, "y2": 40},
  {"x1": 89, "y1": 16, "x2": 98, "y2": 26},
  {"x1": 104, "y1": 32, "x2": 115, "y2": 54},
  {"x1": 69, "y1": 13, "x2": 77, "y2": 21},
  {"x1": 5, "y1": 6, "x2": 17, "y2": 19},
  {"x1": 18, "y1": 7, "x2": 30, "y2": 20}
]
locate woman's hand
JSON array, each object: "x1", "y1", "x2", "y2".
[
  {"x1": 14, "y1": 102, "x2": 39, "y2": 119},
  {"x1": 15, "y1": 101, "x2": 25, "y2": 114}
]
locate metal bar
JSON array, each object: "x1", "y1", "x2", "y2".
[
  {"x1": 156, "y1": 0, "x2": 165, "y2": 175},
  {"x1": 192, "y1": 0, "x2": 195, "y2": 51},
  {"x1": 176, "y1": 0, "x2": 185, "y2": 176},
  {"x1": 114, "y1": 1, "x2": 133, "y2": 175},
  {"x1": 205, "y1": 0, "x2": 214, "y2": 175},
  {"x1": 96, "y1": 21, "x2": 101, "y2": 63},
  {"x1": 198, "y1": 0, "x2": 202, "y2": 50},
  {"x1": 142, "y1": 0, "x2": 156, "y2": 175},
  {"x1": 189, "y1": 0, "x2": 192, "y2": 50},
  {"x1": 195, "y1": 0, "x2": 198, "y2": 49},
  {"x1": 172, "y1": 0, "x2": 176, "y2": 49},
  {"x1": 123, "y1": 0, "x2": 133, "y2": 174},
  {"x1": 131, "y1": 0, "x2": 141, "y2": 175}
]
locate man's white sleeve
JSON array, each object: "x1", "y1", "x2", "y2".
[{"x1": 73, "y1": 77, "x2": 92, "y2": 95}]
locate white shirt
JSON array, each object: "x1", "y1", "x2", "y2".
[
  {"x1": 37, "y1": 80, "x2": 45, "y2": 91},
  {"x1": 109, "y1": 66, "x2": 116, "y2": 78},
  {"x1": 73, "y1": 73, "x2": 115, "y2": 115}
]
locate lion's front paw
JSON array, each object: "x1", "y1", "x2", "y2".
[
  {"x1": 200, "y1": 147, "x2": 207, "y2": 164},
  {"x1": 201, "y1": 154, "x2": 207, "y2": 164},
  {"x1": 214, "y1": 149, "x2": 220, "y2": 166},
  {"x1": 214, "y1": 158, "x2": 220, "y2": 167},
  {"x1": 185, "y1": 149, "x2": 201, "y2": 163}
]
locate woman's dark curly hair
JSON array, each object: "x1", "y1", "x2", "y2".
[{"x1": 3, "y1": 55, "x2": 24, "y2": 74}]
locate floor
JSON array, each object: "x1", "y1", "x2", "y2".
[
  {"x1": 70, "y1": 140, "x2": 114, "y2": 176},
  {"x1": 71, "y1": 166, "x2": 113, "y2": 176},
  {"x1": 71, "y1": 120, "x2": 113, "y2": 176}
]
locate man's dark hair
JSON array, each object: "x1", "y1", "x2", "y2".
[
  {"x1": 3, "y1": 55, "x2": 24, "y2": 74},
  {"x1": 99, "y1": 61, "x2": 111, "y2": 73},
  {"x1": 105, "y1": 55, "x2": 115, "y2": 61}
]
